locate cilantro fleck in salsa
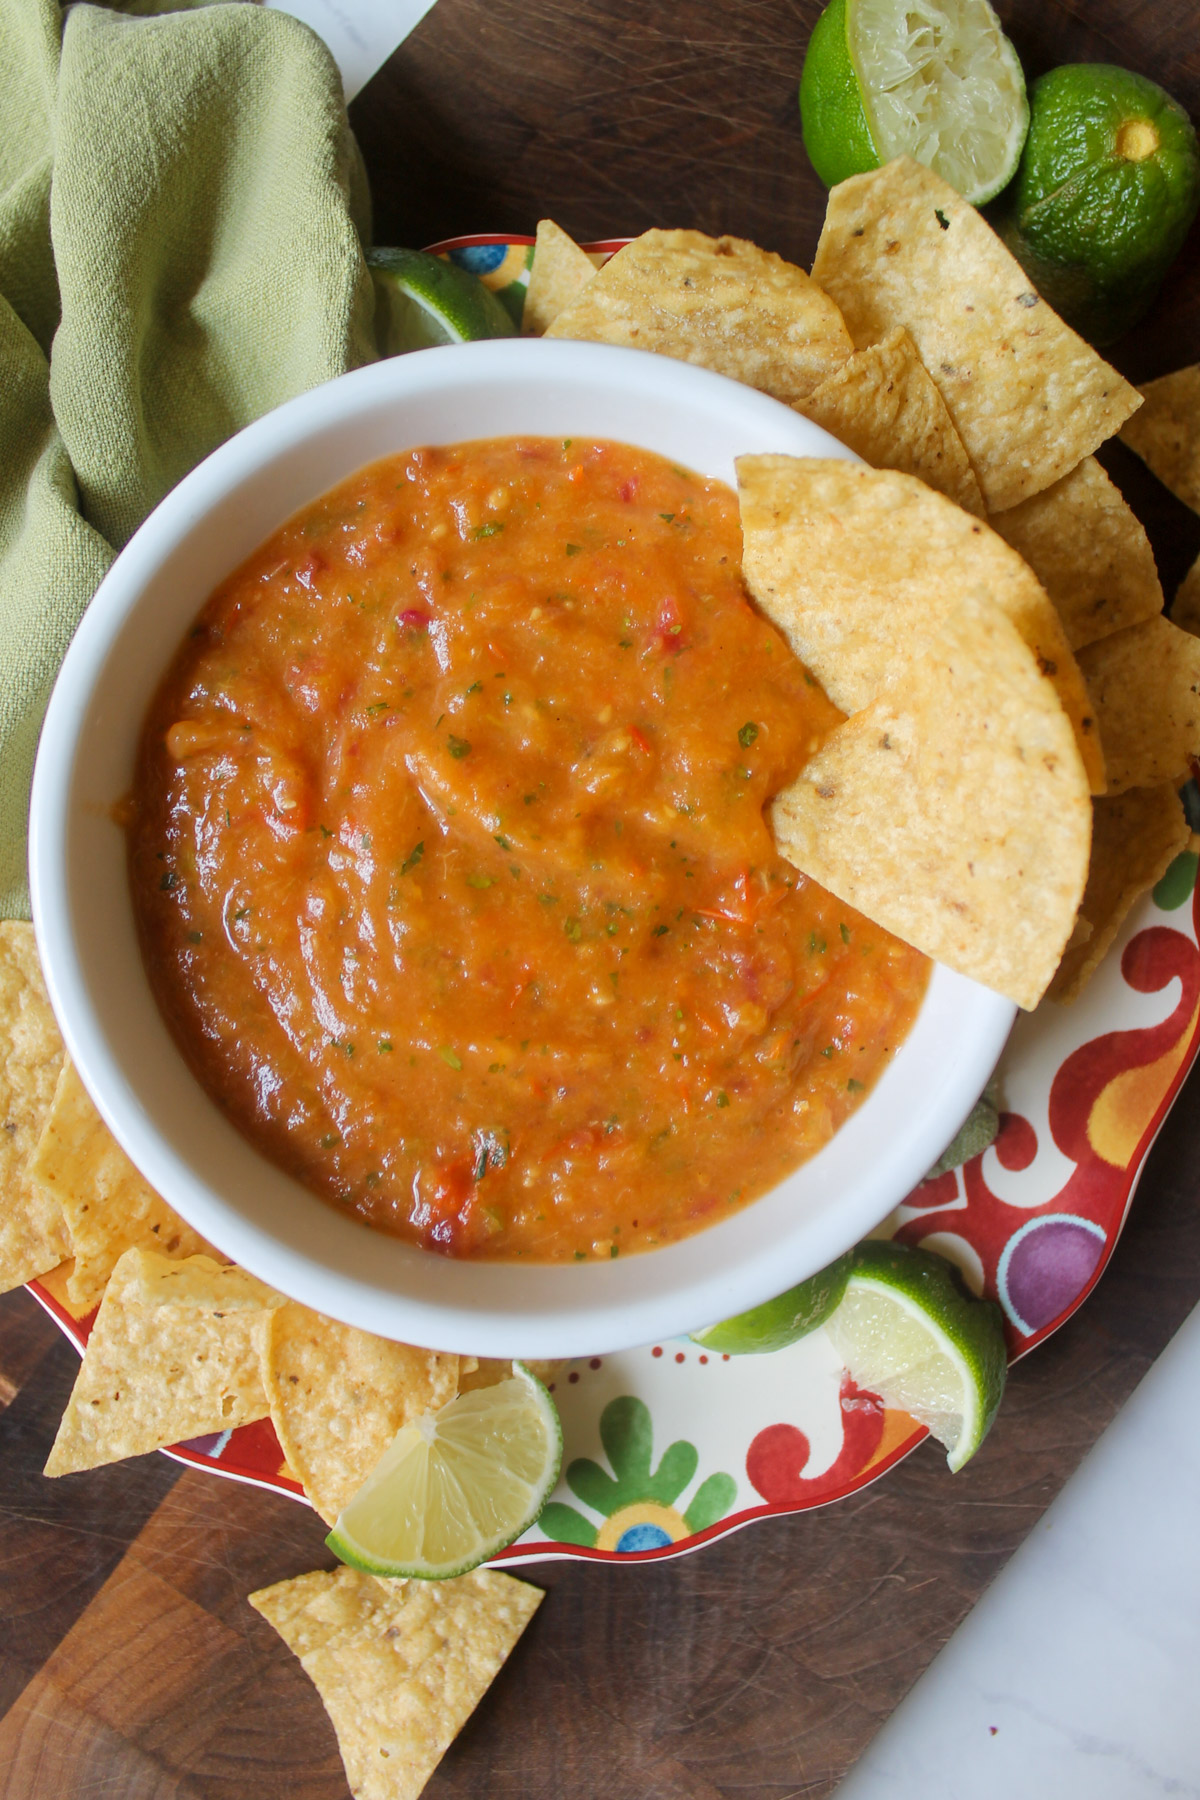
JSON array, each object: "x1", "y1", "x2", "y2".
[{"x1": 128, "y1": 438, "x2": 928, "y2": 1261}]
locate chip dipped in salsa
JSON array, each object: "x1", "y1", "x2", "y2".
[{"x1": 128, "y1": 437, "x2": 928, "y2": 1261}]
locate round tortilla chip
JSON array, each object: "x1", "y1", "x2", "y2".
[
  {"x1": 769, "y1": 594, "x2": 1092, "y2": 1011},
  {"x1": 546, "y1": 227, "x2": 853, "y2": 404},
  {"x1": 1174, "y1": 552, "x2": 1200, "y2": 639},
  {"x1": 1120, "y1": 365, "x2": 1200, "y2": 514},
  {"x1": 811, "y1": 157, "x2": 1140, "y2": 512},
  {"x1": 1077, "y1": 614, "x2": 1200, "y2": 795},
  {"x1": 796, "y1": 327, "x2": 985, "y2": 517},
  {"x1": 989, "y1": 456, "x2": 1164, "y2": 652},
  {"x1": 1049, "y1": 787, "x2": 1191, "y2": 1003},
  {"x1": 737, "y1": 456, "x2": 1105, "y2": 794}
]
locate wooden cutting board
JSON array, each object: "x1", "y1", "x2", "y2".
[{"x1": 4, "y1": 0, "x2": 1200, "y2": 1792}]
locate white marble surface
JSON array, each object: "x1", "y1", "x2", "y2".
[
  {"x1": 267, "y1": 0, "x2": 438, "y2": 100},
  {"x1": 834, "y1": 1300, "x2": 1200, "y2": 1798}
]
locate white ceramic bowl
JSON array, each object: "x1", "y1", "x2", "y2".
[{"x1": 30, "y1": 338, "x2": 1014, "y2": 1357}]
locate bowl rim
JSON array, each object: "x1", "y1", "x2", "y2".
[{"x1": 30, "y1": 338, "x2": 1016, "y2": 1356}]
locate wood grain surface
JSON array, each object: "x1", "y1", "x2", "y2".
[{"x1": 4, "y1": 1, "x2": 1200, "y2": 1795}]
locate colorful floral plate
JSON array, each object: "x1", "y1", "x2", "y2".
[{"x1": 27, "y1": 236, "x2": 1200, "y2": 1565}]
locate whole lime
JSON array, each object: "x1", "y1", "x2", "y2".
[
  {"x1": 799, "y1": 0, "x2": 1027, "y2": 206},
  {"x1": 994, "y1": 64, "x2": 1200, "y2": 344}
]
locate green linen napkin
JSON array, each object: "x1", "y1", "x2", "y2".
[{"x1": 0, "y1": 0, "x2": 376, "y2": 918}]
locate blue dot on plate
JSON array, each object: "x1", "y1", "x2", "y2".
[
  {"x1": 616, "y1": 1522, "x2": 673, "y2": 1553},
  {"x1": 449, "y1": 244, "x2": 507, "y2": 275}
]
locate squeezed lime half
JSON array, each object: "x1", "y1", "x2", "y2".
[{"x1": 800, "y1": 0, "x2": 1028, "y2": 205}]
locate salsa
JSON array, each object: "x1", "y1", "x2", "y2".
[{"x1": 129, "y1": 437, "x2": 928, "y2": 1260}]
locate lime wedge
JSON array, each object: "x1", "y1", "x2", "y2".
[
  {"x1": 326, "y1": 1362, "x2": 562, "y2": 1579},
  {"x1": 368, "y1": 247, "x2": 517, "y2": 356},
  {"x1": 800, "y1": 0, "x2": 1029, "y2": 206},
  {"x1": 825, "y1": 1239, "x2": 1007, "y2": 1470},
  {"x1": 690, "y1": 1250, "x2": 854, "y2": 1354}
]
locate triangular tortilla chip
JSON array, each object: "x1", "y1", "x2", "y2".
[
  {"x1": 769, "y1": 594, "x2": 1092, "y2": 1010},
  {"x1": 1050, "y1": 786, "x2": 1191, "y2": 1003},
  {"x1": 811, "y1": 157, "x2": 1141, "y2": 512},
  {"x1": 546, "y1": 227, "x2": 853, "y2": 403},
  {"x1": 523, "y1": 219, "x2": 598, "y2": 335},
  {"x1": 249, "y1": 1566, "x2": 542, "y2": 1800},
  {"x1": 1119, "y1": 364, "x2": 1200, "y2": 513},
  {"x1": 796, "y1": 327, "x2": 984, "y2": 516},
  {"x1": 1173, "y1": 551, "x2": 1200, "y2": 638},
  {"x1": 44, "y1": 1248, "x2": 277, "y2": 1475},
  {"x1": 0, "y1": 922, "x2": 68, "y2": 1293},
  {"x1": 737, "y1": 456, "x2": 1105, "y2": 793},
  {"x1": 29, "y1": 1056, "x2": 214, "y2": 1312},
  {"x1": 262, "y1": 1302, "x2": 460, "y2": 1524},
  {"x1": 990, "y1": 456, "x2": 1164, "y2": 651},
  {"x1": 1077, "y1": 615, "x2": 1200, "y2": 794}
]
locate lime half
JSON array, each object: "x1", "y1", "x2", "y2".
[
  {"x1": 825, "y1": 1239, "x2": 1007, "y2": 1470},
  {"x1": 368, "y1": 247, "x2": 517, "y2": 356},
  {"x1": 326, "y1": 1362, "x2": 562, "y2": 1579},
  {"x1": 690, "y1": 1251, "x2": 854, "y2": 1354},
  {"x1": 800, "y1": 0, "x2": 1028, "y2": 206}
]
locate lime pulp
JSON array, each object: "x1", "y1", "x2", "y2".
[{"x1": 800, "y1": 0, "x2": 1028, "y2": 206}]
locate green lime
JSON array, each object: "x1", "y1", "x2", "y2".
[
  {"x1": 690, "y1": 1250, "x2": 855, "y2": 1354},
  {"x1": 800, "y1": 0, "x2": 1028, "y2": 205},
  {"x1": 994, "y1": 65, "x2": 1200, "y2": 345},
  {"x1": 825, "y1": 1239, "x2": 1007, "y2": 1471},
  {"x1": 368, "y1": 247, "x2": 517, "y2": 356},
  {"x1": 326, "y1": 1362, "x2": 562, "y2": 1579}
]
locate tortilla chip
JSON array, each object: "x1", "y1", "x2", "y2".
[
  {"x1": 457, "y1": 1355, "x2": 565, "y2": 1393},
  {"x1": 1049, "y1": 786, "x2": 1191, "y2": 1003},
  {"x1": 546, "y1": 227, "x2": 853, "y2": 404},
  {"x1": 1119, "y1": 365, "x2": 1200, "y2": 512},
  {"x1": 990, "y1": 457, "x2": 1164, "y2": 651},
  {"x1": 28, "y1": 1056, "x2": 214, "y2": 1313},
  {"x1": 44, "y1": 1248, "x2": 275, "y2": 1475},
  {"x1": 769, "y1": 594, "x2": 1092, "y2": 1011},
  {"x1": 249, "y1": 1565, "x2": 542, "y2": 1800},
  {"x1": 0, "y1": 922, "x2": 68, "y2": 1293},
  {"x1": 811, "y1": 158, "x2": 1141, "y2": 513},
  {"x1": 523, "y1": 219, "x2": 598, "y2": 335},
  {"x1": 796, "y1": 327, "x2": 984, "y2": 516},
  {"x1": 737, "y1": 456, "x2": 1106, "y2": 793},
  {"x1": 262, "y1": 1303, "x2": 460, "y2": 1524},
  {"x1": 1174, "y1": 553, "x2": 1200, "y2": 638},
  {"x1": 130, "y1": 1251, "x2": 283, "y2": 1311},
  {"x1": 1077, "y1": 615, "x2": 1200, "y2": 794}
]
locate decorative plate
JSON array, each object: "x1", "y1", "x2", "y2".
[{"x1": 27, "y1": 236, "x2": 1200, "y2": 1565}]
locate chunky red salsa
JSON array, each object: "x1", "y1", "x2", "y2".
[{"x1": 129, "y1": 437, "x2": 928, "y2": 1260}]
